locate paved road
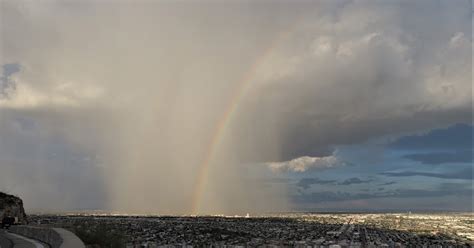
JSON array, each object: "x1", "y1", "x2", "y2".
[{"x1": 0, "y1": 230, "x2": 45, "y2": 248}]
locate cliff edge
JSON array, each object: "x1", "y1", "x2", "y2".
[{"x1": 0, "y1": 192, "x2": 27, "y2": 224}]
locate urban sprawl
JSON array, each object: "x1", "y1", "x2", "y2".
[{"x1": 29, "y1": 212, "x2": 473, "y2": 247}]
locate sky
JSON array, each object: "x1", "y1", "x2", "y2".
[{"x1": 0, "y1": 0, "x2": 472, "y2": 214}]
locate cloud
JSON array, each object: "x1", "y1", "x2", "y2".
[
  {"x1": 265, "y1": 155, "x2": 347, "y2": 173},
  {"x1": 295, "y1": 177, "x2": 375, "y2": 190},
  {"x1": 1, "y1": 0, "x2": 305, "y2": 213},
  {"x1": 392, "y1": 187, "x2": 471, "y2": 198},
  {"x1": 0, "y1": 116, "x2": 108, "y2": 211},
  {"x1": 389, "y1": 124, "x2": 473, "y2": 151},
  {"x1": 380, "y1": 168, "x2": 473, "y2": 180},
  {"x1": 378, "y1": 181, "x2": 397, "y2": 186},
  {"x1": 296, "y1": 178, "x2": 336, "y2": 190},
  {"x1": 403, "y1": 150, "x2": 473, "y2": 165},
  {"x1": 262, "y1": 178, "x2": 293, "y2": 184},
  {"x1": 0, "y1": 0, "x2": 471, "y2": 213},
  {"x1": 0, "y1": 63, "x2": 21, "y2": 97},
  {"x1": 0, "y1": 62, "x2": 104, "y2": 109},
  {"x1": 233, "y1": 1, "x2": 472, "y2": 161},
  {"x1": 2, "y1": 63, "x2": 21, "y2": 78},
  {"x1": 337, "y1": 177, "x2": 373, "y2": 185},
  {"x1": 294, "y1": 182, "x2": 472, "y2": 204}
]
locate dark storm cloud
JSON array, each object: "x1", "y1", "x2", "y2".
[
  {"x1": 388, "y1": 124, "x2": 474, "y2": 165},
  {"x1": 389, "y1": 124, "x2": 473, "y2": 151},
  {"x1": 380, "y1": 168, "x2": 473, "y2": 180},
  {"x1": 403, "y1": 150, "x2": 473, "y2": 165},
  {"x1": 232, "y1": 0, "x2": 472, "y2": 162}
]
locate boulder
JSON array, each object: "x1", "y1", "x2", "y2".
[{"x1": 0, "y1": 192, "x2": 27, "y2": 225}]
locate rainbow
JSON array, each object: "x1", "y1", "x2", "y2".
[{"x1": 191, "y1": 28, "x2": 295, "y2": 215}]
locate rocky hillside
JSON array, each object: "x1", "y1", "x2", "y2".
[{"x1": 0, "y1": 192, "x2": 27, "y2": 224}]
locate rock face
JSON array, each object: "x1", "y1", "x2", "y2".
[{"x1": 0, "y1": 192, "x2": 27, "y2": 224}]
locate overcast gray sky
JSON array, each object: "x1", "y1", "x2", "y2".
[{"x1": 0, "y1": 0, "x2": 472, "y2": 214}]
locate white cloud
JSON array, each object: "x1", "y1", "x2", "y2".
[
  {"x1": 265, "y1": 155, "x2": 346, "y2": 173},
  {"x1": 0, "y1": 79, "x2": 104, "y2": 109}
]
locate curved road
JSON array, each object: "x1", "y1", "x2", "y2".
[{"x1": 0, "y1": 230, "x2": 45, "y2": 248}]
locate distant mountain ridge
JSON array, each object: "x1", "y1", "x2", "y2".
[{"x1": 0, "y1": 192, "x2": 27, "y2": 224}]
